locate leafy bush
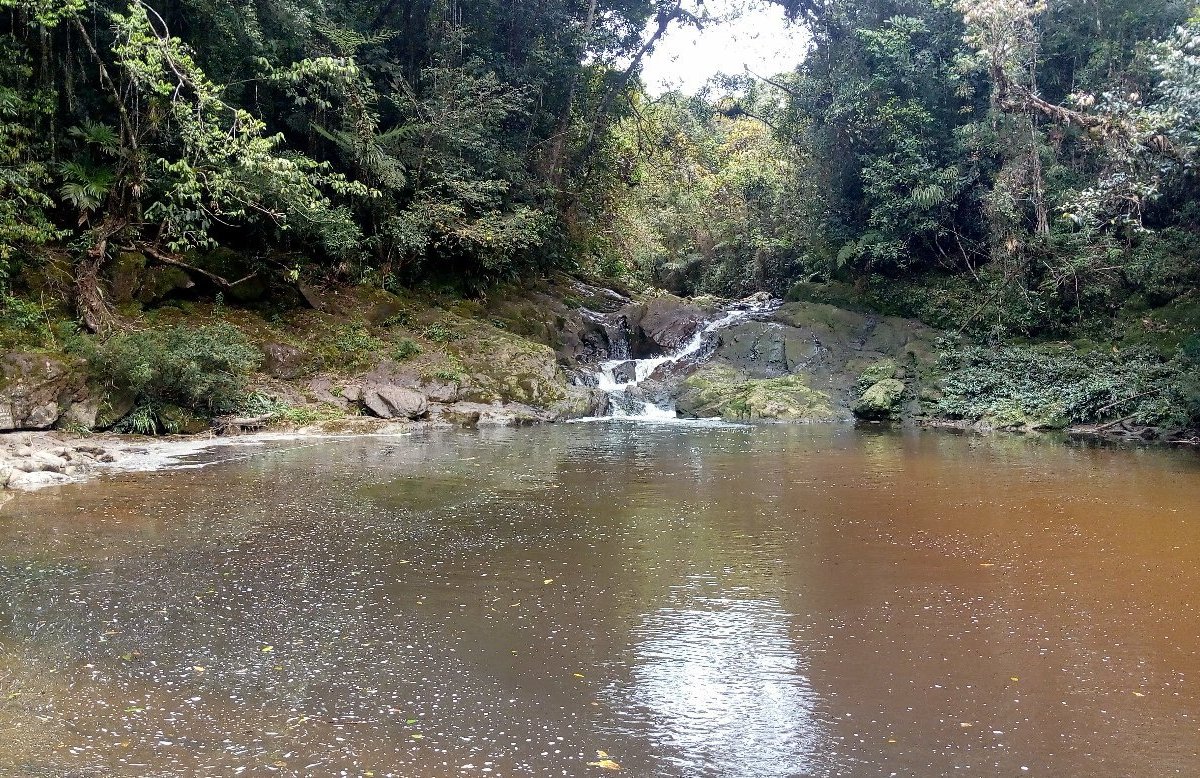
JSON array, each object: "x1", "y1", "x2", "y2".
[
  {"x1": 933, "y1": 342, "x2": 1196, "y2": 428},
  {"x1": 0, "y1": 293, "x2": 53, "y2": 349},
  {"x1": 89, "y1": 324, "x2": 261, "y2": 414}
]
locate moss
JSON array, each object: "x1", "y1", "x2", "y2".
[
  {"x1": 677, "y1": 364, "x2": 836, "y2": 421},
  {"x1": 853, "y1": 378, "x2": 906, "y2": 420},
  {"x1": 858, "y1": 358, "x2": 899, "y2": 386}
]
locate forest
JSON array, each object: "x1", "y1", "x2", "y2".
[{"x1": 0, "y1": 0, "x2": 1198, "y2": 433}]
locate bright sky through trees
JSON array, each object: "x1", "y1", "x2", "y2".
[{"x1": 640, "y1": 1, "x2": 808, "y2": 94}]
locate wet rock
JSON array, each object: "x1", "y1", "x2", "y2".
[
  {"x1": 438, "y1": 402, "x2": 546, "y2": 428},
  {"x1": 29, "y1": 451, "x2": 69, "y2": 473},
  {"x1": 853, "y1": 379, "x2": 906, "y2": 420},
  {"x1": 607, "y1": 360, "x2": 638, "y2": 384},
  {"x1": 261, "y1": 343, "x2": 307, "y2": 380},
  {"x1": 6, "y1": 469, "x2": 73, "y2": 489},
  {"x1": 627, "y1": 296, "x2": 707, "y2": 355},
  {"x1": 716, "y1": 322, "x2": 818, "y2": 378},
  {"x1": 363, "y1": 386, "x2": 428, "y2": 420}
]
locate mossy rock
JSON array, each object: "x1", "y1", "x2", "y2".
[
  {"x1": 858, "y1": 358, "x2": 899, "y2": 386},
  {"x1": 676, "y1": 364, "x2": 837, "y2": 421},
  {"x1": 157, "y1": 404, "x2": 211, "y2": 435},
  {"x1": 852, "y1": 378, "x2": 906, "y2": 420}
]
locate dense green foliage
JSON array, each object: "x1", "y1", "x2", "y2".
[
  {"x1": 0, "y1": 0, "x2": 1197, "y2": 432},
  {"x1": 88, "y1": 324, "x2": 261, "y2": 413},
  {"x1": 0, "y1": 0, "x2": 707, "y2": 318},
  {"x1": 934, "y1": 342, "x2": 1200, "y2": 428},
  {"x1": 611, "y1": 0, "x2": 1199, "y2": 344}
]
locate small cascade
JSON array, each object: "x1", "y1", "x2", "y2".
[{"x1": 587, "y1": 295, "x2": 781, "y2": 420}]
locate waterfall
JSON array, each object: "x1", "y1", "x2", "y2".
[{"x1": 585, "y1": 295, "x2": 781, "y2": 420}]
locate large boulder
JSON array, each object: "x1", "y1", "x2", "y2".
[
  {"x1": 627, "y1": 295, "x2": 707, "y2": 355},
  {"x1": 0, "y1": 353, "x2": 84, "y2": 431},
  {"x1": 675, "y1": 364, "x2": 838, "y2": 421},
  {"x1": 853, "y1": 379, "x2": 906, "y2": 420},
  {"x1": 362, "y1": 385, "x2": 428, "y2": 420}
]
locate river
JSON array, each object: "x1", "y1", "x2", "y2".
[{"x1": 1, "y1": 425, "x2": 1198, "y2": 776}]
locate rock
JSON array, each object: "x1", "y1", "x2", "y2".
[
  {"x1": 341, "y1": 385, "x2": 364, "y2": 403},
  {"x1": 675, "y1": 364, "x2": 838, "y2": 421},
  {"x1": 716, "y1": 322, "x2": 817, "y2": 378},
  {"x1": 262, "y1": 342, "x2": 307, "y2": 380},
  {"x1": 30, "y1": 451, "x2": 69, "y2": 473},
  {"x1": 362, "y1": 386, "x2": 428, "y2": 420},
  {"x1": 308, "y1": 378, "x2": 348, "y2": 407},
  {"x1": 6, "y1": 469, "x2": 74, "y2": 490},
  {"x1": 108, "y1": 251, "x2": 148, "y2": 305},
  {"x1": 438, "y1": 402, "x2": 545, "y2": 428},
  {"x1": 420, "y1": 381, "x2": 460, "y2": 404},
  {"x1": 853, "y1": 379, "x2": 907, "y2": 420},
  {"x1": 606, "y1": 360, "x2": 638, "y2": 384},
  {"x1": 454, "y1": 334, "x2": 570, "y2": 407},
  {"x1": 136, "y1": 266, "x2": 195, "y2": 304},
  {"x1": 0, "y1": 353, "x2": 84, "y2": 431},
  {"x1": 628, "y1": 296, "x2": 707, "y2": 355},
  {"x1": 61, "y1": 397, "x2": 102, "y2": 430},
  {"x1": 157, "y1": 404, "x2": 212, "y2": 435},
  {"x1": 94, "y1": 391, "x2": 137, "y2": 430}
]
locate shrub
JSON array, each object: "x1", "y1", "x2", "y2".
[
  {"x1": 933, "y1": 342, "x2": 1195, "y2": 428},
  {"x1": 392, "y1": 338, "x2": 421, "y2": 360},
  {"x1": 0, "y1": 293, "x2": 52, "y2": 349},
  {"x1": 89, "y1": 324, "x2": 261, "y2": 414}
]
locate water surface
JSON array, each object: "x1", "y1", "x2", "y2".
[{"x1": 1, "y1": 425, "x2": 1198, "y2": 776}]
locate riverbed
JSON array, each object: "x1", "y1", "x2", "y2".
[{"x1": 1, "y1": 424, "x2": 1198, "y2": 776}]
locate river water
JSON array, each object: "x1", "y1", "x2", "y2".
[{"x1": 1, "y1": 425, "x2": 1198, "y2": 777}]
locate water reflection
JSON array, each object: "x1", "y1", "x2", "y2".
[{"x1": 626, "y1": 591, "x2": 819, "y2": 776}]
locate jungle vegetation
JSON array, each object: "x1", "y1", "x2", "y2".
[{"x1": 0, "y1": 0, "x2": 1197, "y2": 425}]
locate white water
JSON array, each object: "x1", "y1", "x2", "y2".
[{"x1": 588, "y1": 295, "x2": 781, "y2": 420}]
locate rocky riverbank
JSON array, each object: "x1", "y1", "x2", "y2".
[{"x1": 4, "y1": 266, "x2": 1196, "y2": 497}]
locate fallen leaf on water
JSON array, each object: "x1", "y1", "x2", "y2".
[
  {"x1": 410, "y1": 733, "x2": 424, "y2": 740},
  {"x1": 959, "y1": 723, "x2": 973, "y2": 728},
  {"x1": 261, "y1": 646, "x2": 274, "y2": 653},
  {"x1": 587, "y1": 759, "x2": 621, "y2": 770},
  {"x1": 193, "y1": 666, "x2": 206, "y2": 673},
  {"x1": 406, "y1": 719, "x2": 418, "y2": 725},
  {"x1": 596, "y1": 751, "x2": 609, "y2": 758},
  {"x1": 1133, "y1": 691, "x2": 1145, "y2": 697},
  {"x1": 573, "y1": 673, "x2": 586, "y2": 678},
  {"x1": 543, "y1": 579, "x2": 555, "y2": 585},
  {"x1": 980, "y1": 563, "x2": 995, "y2": 568},
  {"x1": 1010, "y1": 677, "x2": 1019, "y2": 682}
]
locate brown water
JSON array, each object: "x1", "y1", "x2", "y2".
[{"x1": 1, "y1": 425, "x2": 1199, "y2": 777}]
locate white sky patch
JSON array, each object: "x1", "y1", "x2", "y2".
[{"x1": 640, "y1": 1, "x2": 809, "y2": 95}]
